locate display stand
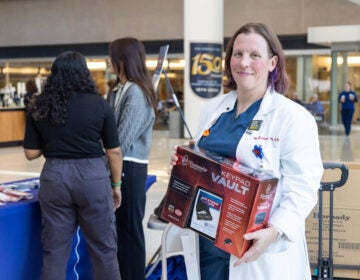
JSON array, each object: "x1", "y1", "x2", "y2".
[{"x1": 163, "y1": 70, "x2": 193, "y2": 139}]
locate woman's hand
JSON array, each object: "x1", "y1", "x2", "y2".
[
  {"x1": 233, "y1": 226, "x2": 280, "y2": 267},
  {"x1": 170, "y1": 145, "x2": 179, "y2": 166},
  {"x1": 112, "y1": 188, "x2": 122, "y2": 210},
  {"x1": 169, "y1": 140, "x2": 196, "y2": 167}
]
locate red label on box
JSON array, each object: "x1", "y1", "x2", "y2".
[{"x1": 161, "y1": 145, "x2": 278, "y2": 258}]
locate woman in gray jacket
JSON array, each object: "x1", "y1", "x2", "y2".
[{"x1": 107, "y1": 37, "x2": 157, "y2": 280}]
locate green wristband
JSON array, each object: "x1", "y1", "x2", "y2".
[{"x1": 111, "y1": 181, "x2": 122, "y2": 188}]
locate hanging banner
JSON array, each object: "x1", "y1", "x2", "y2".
[{"x1": 189, "y1": 42, "x2": 222, "y2": 98}]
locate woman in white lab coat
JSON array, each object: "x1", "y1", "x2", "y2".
[{"x1": 172, "y1": 23, "x2": 323, "y2": 280}]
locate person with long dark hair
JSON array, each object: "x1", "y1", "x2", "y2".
[
  {"x1": 171, "y1": 23, "x2": 323, "y2": 280},
  {"x1": 23, "y1": 51, "x2": 122, "y2": 280},
  {"x1": 107, "y1": 37, "x2": 157, "y2": 280}
]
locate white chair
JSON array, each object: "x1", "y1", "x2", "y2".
[
  {"x1": 146, "y1": 214, "x2": 168, "y2": 278},
  {"x1": 146, "y1": 214, "x2": 200, "y2": 280}
]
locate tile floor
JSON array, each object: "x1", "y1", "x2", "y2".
[{"x1": 1, "y1": 124, "x2": 360, "y2": 264}]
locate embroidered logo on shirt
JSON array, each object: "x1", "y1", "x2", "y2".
[{"x1": 252, "y1": 145, "x2": 264, "y2": 159}]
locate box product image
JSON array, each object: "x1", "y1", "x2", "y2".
[
  {"x1": 161, "y1": 144, "x2": 278, "y2": 258},
  {"x1": 190, "y1": 188, "x2": 223, "y2": 239}
]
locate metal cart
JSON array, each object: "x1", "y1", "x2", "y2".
[{"x1": 315, "y1": 162, "x2": 349, "y2": 280}]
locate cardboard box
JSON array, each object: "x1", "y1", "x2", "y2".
[
  {"x1": 306, "y1": 162, "x2": 360, "y2": 279},
  {"x1": 160, "y1": 145, "x2": 278, "y2": 258}
]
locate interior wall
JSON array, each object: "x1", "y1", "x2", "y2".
[
  {"x1": 0, "y1": 0, "x2": 360, "y2": 47},
  {"x1": 224, "y1": 0, "x2": 360, "y2": 37},
  {"x1": 0, "y1": 0, "x2": 183, "y2": 46}
]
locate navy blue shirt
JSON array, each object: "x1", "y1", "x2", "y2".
[
  {"x1": 198, "y1": 99, "x2": 262, "y2": 159},
  {"x1": 338, "y1": 90, "x2": 358, "y2": 110}
]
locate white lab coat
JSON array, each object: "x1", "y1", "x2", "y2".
[{"x1": 193, "y1": 87, "x2": 323, "y2": 280}]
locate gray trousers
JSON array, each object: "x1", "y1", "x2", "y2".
[{"x1": 38, "y1": 158, "x2": 121, "y2": 280}]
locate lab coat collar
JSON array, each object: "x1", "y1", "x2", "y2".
[
  {"x1": 223, "y1": 87, "x2": 279, "y2": 117},
  {"x1": 256, "y1": 87, "x2": 279, "y2": 117},
  {"x1": 196, "y1": 87, "x2": 281, "y2": 140}
]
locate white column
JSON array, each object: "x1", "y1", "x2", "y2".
[{"x1": 183, "y1": 0, "x2": 223, "y2": 138}]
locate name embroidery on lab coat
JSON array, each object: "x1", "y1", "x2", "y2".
[{"x1": 253, "y1": 136, "x2": 279, "y2": 142}]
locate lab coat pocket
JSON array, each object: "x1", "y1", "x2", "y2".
[
  {"x1": 256, "y1": 238, "x2": 292, "y2": 280},
  {"x1": 239, "y1": 135, "x2": 280, "y2": 176},
  {"x1": 265, "y1": 235, "x2": 289, "y2": 253},
  {"x1": 260, "y1": 146, "x2": 279, "y2": 176},
  {"x1": 230, "y1": 239, "x2": 291, "y2": 280},
  {"x1": 251, "y1": 143, "x2": 280, "y2": 177},
  {"x1": 260, "y1": 250, "x2": 291, "y2": 279}
]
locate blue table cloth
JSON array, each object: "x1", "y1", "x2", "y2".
[
  {"x1": 0, "y1": 188, "x2": 43, "y2": 280},
  {"x1": 0, "y1": 175, "x2": 157, "y2": 280},
  {"x1": 0, "y1": 182, "x2": 92, "y2": 280}
]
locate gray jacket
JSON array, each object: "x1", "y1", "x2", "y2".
[{"x1": 109, "y1": 81, "x2": 155, "y2": 163}]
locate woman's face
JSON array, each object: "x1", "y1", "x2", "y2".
[
  {"x1": 108, "y1": 58, "x2": 126, "y2": 82},
  {"x1": 230, "y1": 32, "x2": 277, "y2": 95},
  {"x1": 107, "y1": 58, "x2": 115, "y2": 75},
  {"x1": 345, "y1": 83, "x2": 351, "y2": 91}
]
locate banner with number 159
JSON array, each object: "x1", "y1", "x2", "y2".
[{"x1": 190, "y1": 42, "x2": 223, "y2": 99}]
